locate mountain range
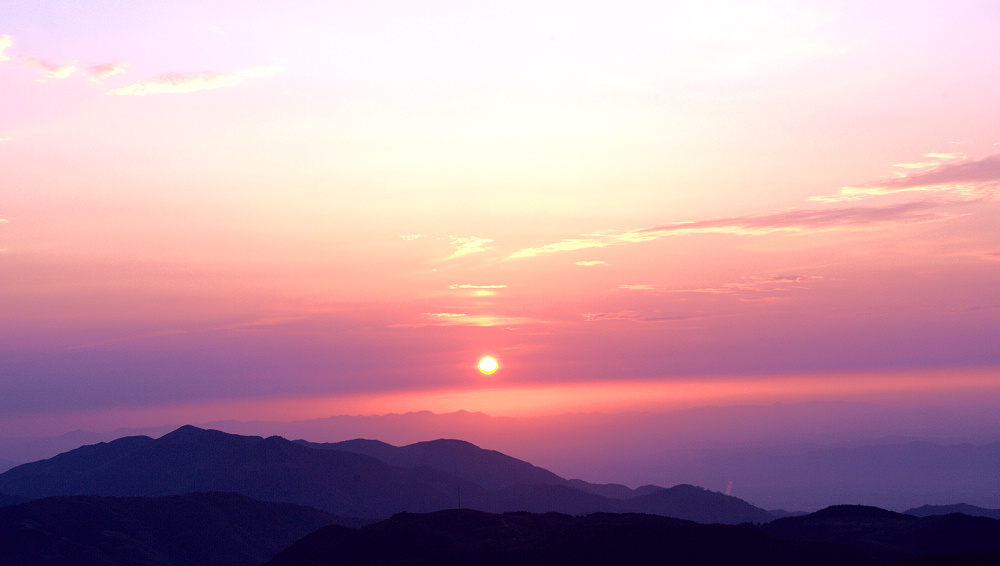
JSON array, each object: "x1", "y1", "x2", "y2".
[
  {"x1": 0, "y1": 491, "x2": 342, "y2": 566},
  {"x1": 1, "y1": 424, "x2": 1000, "y2": 564},
  {"x1": 265, "y1": 506, "x2": 1000, "y2": 566},
  {"x1": 0, "y1": 425, "x2": 772, "y2": 523}
]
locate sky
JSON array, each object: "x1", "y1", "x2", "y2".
[{"x1": 1, "y1": 0, "x2": 999, "y2": 437}]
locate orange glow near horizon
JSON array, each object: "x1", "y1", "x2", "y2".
[{"x1": 10, "y1": 367, "x2": 998, "y2": 437}]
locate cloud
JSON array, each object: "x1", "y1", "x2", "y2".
[
  {"x1": 0, "y1": 217, "x2": 8, "y2": 223},
  {"x1": 20, "y1": 56, "x2": 77, "y2": 79},
  {"x1": 813, "y1": 154, "x2": 1000, "y2": 202},
  {"x1": 113, "y1": 65, "x2": 280, "y2": 95},
  {"x1": 416, "y1": 312, "x2": 536, "y2": 327},
  {"x1": 0, "y1": 35, "x2": 11, "y2": 62},
  {"x1": 449, "y1": 284, "x2": 506, "y2": 289},
  {"x1": 422, "y1": 312, "x2": 468, "y2": 319},
  {"x1": 445, "y1": 236, "x2": 492, "y2": 260},
  {"x1": 400, "y1": 234, "x2": 426, "y2": 241},
  {"x1": 509, "y1": 200, "x2": 953, "y2": 259},
  {"x1": 583, "y1": 311, "x2": 707, "y2": 323},
  {"x1": 575, "y1": 260, "x2": 606, "y2": 266},
  {"x1": 653, "y1": 274, "x2": 822, "y2": 295},
  {"x1": 87, "y1": 62, "x2": 126, "y2": 80}
]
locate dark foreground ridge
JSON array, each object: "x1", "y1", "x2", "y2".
[
  {"x1": 0, "y1": 425, "x2": 772, "y2": 523},
  {"x1": 0, "y1": 491, "x2": 343, "y2": 566},
  {"x1": 265, "y1": 507, "x2": 1000, "y2": 566}
]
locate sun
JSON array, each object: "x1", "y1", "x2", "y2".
[{"x1": 478, "y1": 356, "x2": 499, "y2": 374}]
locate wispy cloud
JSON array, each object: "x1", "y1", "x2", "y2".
[
  {"x1": 449, "y1": 283, "x2": 506, "y2": 296},
  {"x1": 575, "y1": 260, "x2": 606, "y2": 266},
  {"x1": 0, "y1": 35, "x2": 11, "y2": 62},
  {"x1": 445, "y1": 236, "x2": 492, "y2": 260},
  {"x1": 400, "y1": 234, "x2": 426, "y2": 241},
  {"x1": 113, "y1": 65, "x2": 280, "y2": 95},
  {"x1": 87, "y1": 62, "x2": 126, "y2": 80},
  {"x1": 20, "y1": 56, "x2": 77, "y2": 79},
  {"x1": 415, "y1": 312, "x2": 536, "y2": 327},
  {"x1": 698, "y1": 274, "x2": 819, "y2": 294},
  {"x1": 813, "y1": 154, "x2": 1000, "y2": 202},
  {"x1": 509, "y1": 200, "x2": 952, "y2": 259},
  {"x1": 583, "y1": 310, "x2": 708, "y2": 323},
  {"x1": 627, "y1": 274, "x2": 822, "y2": 296}
]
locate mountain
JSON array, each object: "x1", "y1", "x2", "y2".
[
  {"x1": 628, "y1": 484, "x2": 773, "y2": 524},
  {"x1": 0, "y1": 458, "x2": 19, "y2": 473},
  {"x1": 265, "y1": 507, "x2": 1000, "y2": 566},
  {"x1": 262, "y1": 509, "x2": 836, "y2": 566},
  {"x1": 299, "y1": 437, "x2": 570, "y2": 490},
  {"x1": 761, "y1": 505, "x2": 1000, "y2": 563},
  {"x1": 0, "y1": 425, "x2": 177, "y2": 464},
  {"x1": 0, "y1": 425, "x2": 488, "y2": 519},
  {"x1": 905, "y1": 503, "x2": 1000, "y2": 520},
  {"x1": 0, "y1": 491, "x2": 341, "y2": 566},
  {"x1": 0, "y1": 492, "x2": 30, "y2": 507},
  {"x1": 301, "y1": 436, "x2": 660, "y2": 498},
  {"x1": 0, "y1": 425, "x2": 772, "y2": 523}
]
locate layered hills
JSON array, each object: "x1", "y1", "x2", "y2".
[
  {"x1": 265, "y1": 506, "x2": 1000, "y2": 566},
  {"x1": 0, "y1": 425, "x2": 772, "y2": 523},
  {"x1": 1, "y1": 425, "x2": 1000, "y2": 564},
  {"x1": 0, "y1": 491, "x2": 342, "y2": 566}
]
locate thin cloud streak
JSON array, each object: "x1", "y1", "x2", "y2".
[
  {"x1": 20, "y1": 56, "x2": 77, "y2": 79},
  {"x1": 814, "y1": 154, "x2": 1000, "y2": 202},
  {"x1": 113, "y1": 65, "x2": 280, "y2": 95},
  {"x1": 412, "y1": 312, "x2": 538, "y2": 327},
  {"x1": 509, "y1": 200, "x2": 954, "y2": 259},
  {"x1": 445, "y1": 236, "x2": 492, "y2": 260},
  {"x1": 87, "y1": 62, "x2": 126, "y2": 80},
  {"x1": 0, "y1": 35, "x2": 11, "y2": 62}
]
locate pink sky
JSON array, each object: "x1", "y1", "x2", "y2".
[{"x1": 1, "y1": 1, "x2": 999, "y2": 436}]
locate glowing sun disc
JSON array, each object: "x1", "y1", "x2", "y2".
[{"x1": 478, "y1": 356, "x2": 499, "y2": 374}]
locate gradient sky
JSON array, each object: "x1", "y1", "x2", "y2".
[{"x1": 2, "y1": 0, "x2": 999, "y2": 436}]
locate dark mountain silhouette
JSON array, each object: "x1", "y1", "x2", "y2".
[
  {"x1": 0, "y1": 458, "x2": 18, "y2": 473},
  {"x1": 628, "y1": 484, "x2": 773, "y2": 524},
  {"x1": 0, "y1": 425, "x2": 176, "y2": 464},
  {"x1": 905, "y1": 503, "x2": 1000, "y2": 520},
  {"x1": 301, "y1": 436, "x2": 663, "y2": 499},
  {"x1": 0, "y1": 425, "x2": 772, "y2": 523},
  {"x1": 761, "y1": 505, "x2": 1000, "y2": 564},
  {"x1": 264, "y1": 508, "x2": 860, "y2": 566},
  {"x1": 266, "y1": 507, "x2": 1000, "y2": 566},
  {"x1": 566, "y1": 479, "x2": 664, "y2": 499},
  {"x1": 299, "y1": 437, "x2": 570, "y2": 490},
  {"x1": 0, "y1": 425, "x2": 488, "y2": 519},
  {"x1": 0, "y1": 492, "x2": 30, "y2": 507},
  {"x1": 0, "y1": 491, "x2": 341, "y2": 566}
]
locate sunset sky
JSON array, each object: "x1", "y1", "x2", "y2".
[{"x1": 2, "y1": 0, "x2": 999, "y2": 436}]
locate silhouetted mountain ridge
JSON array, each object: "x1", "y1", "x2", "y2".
[
  {"x1": 905, "y1": 503, "x2": 1000, "y2": 520},
  {"x1": 265, "y1": 506, "x2": 1000, "y2": 565},
  {"x1": 0, "y1": 425, "x2": 772, "y2": 523},
  {"x1": 0, "y1": 491, "x2": 342, "y2": 566},
  {"x1": 300, "y1": 435, "x2": 669, "y2": 499}
]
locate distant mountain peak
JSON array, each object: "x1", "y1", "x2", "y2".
[
  {"x1": 810, "y1": 505, "x2": 913, "y2": 520},
  {"x1": 158, "y1": 424, "x2": 208, "y2": 441}
]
